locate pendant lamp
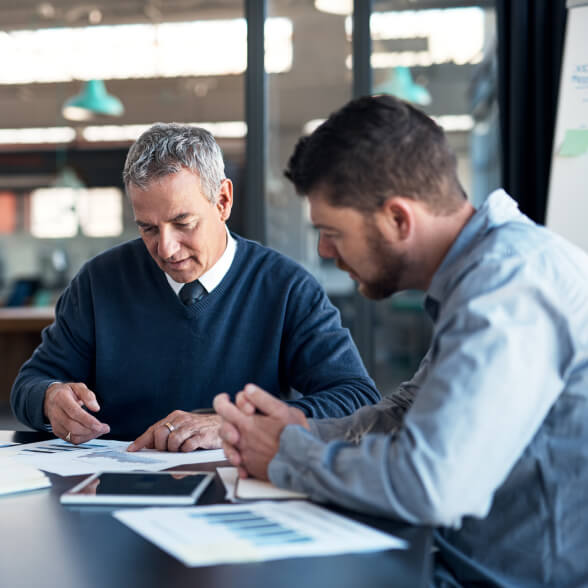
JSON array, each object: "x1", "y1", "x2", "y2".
[
  {"x1": 374, "y1": 66, "x2": 432, "y2": 106},
  {"x1": 62, "y1": 79, "x2": 124, "y2": 121}
]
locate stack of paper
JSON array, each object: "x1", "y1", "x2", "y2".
[{"x1": 0, "y1": 459, "x2": 52, "y2": 495}]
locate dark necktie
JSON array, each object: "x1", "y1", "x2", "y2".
[{"x1": 179, "y1": 280, "x2": 206, "y2": 306}]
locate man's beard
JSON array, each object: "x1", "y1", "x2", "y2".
[{"x1": 357, "y1": 230, "x2": 409, "y2": 300}]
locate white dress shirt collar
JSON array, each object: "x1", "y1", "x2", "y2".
[{"x1": 165, "y1": 225, "x2": 236, "y2": 296}]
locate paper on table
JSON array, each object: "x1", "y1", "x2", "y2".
[
  {"x1": 0, "y1": 439, "x2": 225, "y2": 476},
  {"x1": 114, "y1": 500, "x2": 407, "y2": 567},
  {"x1": 216, "y1": 466, "x2": 239, "y2": 501},
  {"x1": 0, "y1": 459, "x2": 52, "y2": 495},
  {"x1": 236, "y1": 477, "x2": 308, "y2": 500},
  {"x1": 217, "y1": 466, "x2": 307, "y2": 501}
]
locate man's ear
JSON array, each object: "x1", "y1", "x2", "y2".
[
  {"x1": 379, "y1": 196, "x2": 414, "y2": 241},
  {"x1": 216, "y1": 179, "x2": 233, "y2": 221}
]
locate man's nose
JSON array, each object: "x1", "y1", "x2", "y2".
[
  {"x1": 157, "y1": 228, "x2": 180, "y2": 259},
  {"x1": 318, "y1": 235, "x2": 336, "y2": 259}
]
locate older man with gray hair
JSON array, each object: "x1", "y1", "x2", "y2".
[{"x1": 11, "y1": 123, "x2": 379, "y2": 451}]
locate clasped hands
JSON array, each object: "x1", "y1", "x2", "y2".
[{"x1": 213, "y1": 384, "x2": 310, "y2": 480}]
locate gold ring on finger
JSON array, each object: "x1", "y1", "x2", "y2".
[{"x1": 164, "y1": 422, "x2": 175, "y2": 433}]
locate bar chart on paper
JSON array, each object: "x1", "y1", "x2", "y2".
[
  {"x1": 0, "y1": 439, "x2": 225, "y2": 475},
  {"x1": 114, "y1": 500, "x2": 407, "y2": 567}
]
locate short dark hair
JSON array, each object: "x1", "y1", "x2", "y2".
[{"x1": 284, "y1": 95, "x2": 466, "y2": 214}]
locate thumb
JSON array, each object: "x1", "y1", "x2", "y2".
[
  {"x1": 242, "y1": 384, "x2": 287, "y2": 417},
  {"x1": 72, "y1": 383, "x2": 100, "y2": 412}
]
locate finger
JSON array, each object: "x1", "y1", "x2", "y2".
[
  {"x1": 221, "y1": 440, "x2": 242, "y2": 466},
  {"x1": 168, "y1": 426, "x2": 199, "y2": 452},
  {"x1": 47, "y1": 385, "x2": 108, "y2": 435},
  {"x1": 219, "y1": 420, "x2": 240, "y2": 446},
  {"x1": 70, "y1": 383, "x2": 100, "y2": 412},
  {"x1": 178, "y1": 427, "x2": 222, "y2": 452},
  {"x1": 61, "y1": 400, "x2": 109, "y2": 434},
  {"x1": 237, "y1": 466, "x2": 249, "y2": 479},
  {"x1": 242, "y1": 384, "x2": 288, "y2": 416},
  {"x1": 127, "y1": 428, "x2": 155, "y2": 452},
  {"x1": 235, "y1": 392, "x2": 256, "y2": 415},
  {"x1": 153, "y1": 423, "x2": 172, "y2": 451},
  {"x1": 214, "y1": 394, "x2": 250, "y2": 429},
  {"x1": 63, "y1": 429, "x2": 104, "y2": 445},
  {"x1": 213, "y1": 393, "x2": 231, "y2": 414}
]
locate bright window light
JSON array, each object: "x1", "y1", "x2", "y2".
[
  {"x1": 0, "y1": 122, "x2": 246, "y2": 146},
  {"x1": 345, "y1": 8, "x2": 485, "y2": 68},
  {"x1": 432, "y1": 114, "x2": 474, "y2": 132},
  {"x1": 0, "y1": 127, "x2": 75, "y2": 144},
  {"x1": 81, "y1": 121, "x2": 247, "y2": 142},
  {"x1": 78, "y1": 188, "x2": 123, "y2": 237},
  {"x1": 31, "y1": 188, "x2": 78, "y2": 238},
  {"x1": 30, "y1": 187, "x2": 124, "y2": 238},
  {"x1": 303, "y1": 114, "x2": 474, "y2": 135},
  {"x1": 0, "y1": 18, "x2": 292, "y2": 84}
]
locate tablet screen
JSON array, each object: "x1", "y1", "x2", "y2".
[{"x1": 60, "y1": 470, "x2": 214, "y2": 505}]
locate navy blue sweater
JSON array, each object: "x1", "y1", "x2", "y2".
[{"x1": 11, "y1": 234, "x2": 379, "y2": 437}]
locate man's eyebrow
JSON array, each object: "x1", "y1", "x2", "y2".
[
  {"x1": 135, "y1": 213, "x2": 193, "y2": 226},
  {"x1": 170, "y1": 213, "x2": 192, "y2": 222},
  {"x1": 312, "y1": 223, "x2": 339, "y2": 231}
]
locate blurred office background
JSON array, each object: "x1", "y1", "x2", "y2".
[{"x1": 0, "y1": 0, "x2": 566, "y2": 428}]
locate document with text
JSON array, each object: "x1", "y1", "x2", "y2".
[
  {"x1": 0, "y1": 439, "x2": 225, "y2": 476},
  {"x1": 114, "y1": 500, "x2": 407, "y2": 567}
]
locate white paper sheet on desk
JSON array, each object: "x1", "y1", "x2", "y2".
[
  {"x1": 0, "y1": 439, "x2": 225, "y2": 476},
  {"x1": 0, "y1": 459, "x2": 52, "y2": 495},
  {"x1": 114, "y1": 500, "x2": 407, "y2": 567},
  {"x1": 217, "y1": 466, "x2": 308, "y2": 501}
]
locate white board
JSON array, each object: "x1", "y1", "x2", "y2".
[{"x1": 545, "y1": 1, "x2": 588, "y2": 252}]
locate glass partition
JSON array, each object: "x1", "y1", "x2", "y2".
[{"x1": 266, "y1": 1, "x2": 499, "y2": 395}]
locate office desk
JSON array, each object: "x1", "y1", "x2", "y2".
[{"x1": 0, "y1": 431, "x2": 433, "y2": 588}]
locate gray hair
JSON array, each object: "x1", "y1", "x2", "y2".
[{"x1": 123, "y1": 123, "x2": 225, "y2": 203}]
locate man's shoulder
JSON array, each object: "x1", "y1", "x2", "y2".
[{"x1": 82, "y1": 238, "x2": 148, "y2": 271}]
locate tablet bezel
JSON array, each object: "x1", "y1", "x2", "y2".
[{"x1": 60, "y1": 470, "x2": 214, "y2": 505}]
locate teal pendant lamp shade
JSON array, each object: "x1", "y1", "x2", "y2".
[
  {"x1": 62, "y1": 79, "x2": 124, "y2": 121},
  {"x1": 374, "y1": 66, "x2": 432, "y2": 106}
]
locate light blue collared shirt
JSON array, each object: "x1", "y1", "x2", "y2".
[{"x1": 269, "y1": 190, "x2": 588, "y2": 587}]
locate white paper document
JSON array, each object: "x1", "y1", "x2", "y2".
[
  {"x1": 0, "y1": 459, "x2": 52, "y2": 495},
  {"x1": 217, "y1": 466, "x2": 307, "y2": 501},
  {"x1": 114, "y1": 500, "x2": 407, "y2": 567},
  {"x1": 0, "y1": 439, "x2": 225, "y2": 476}
]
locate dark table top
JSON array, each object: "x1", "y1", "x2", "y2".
[{"x1": 0, "y1": 430, "x2": 433, "y2": 588}]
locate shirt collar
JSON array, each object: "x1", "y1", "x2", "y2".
[
  {"x1": 425, "y1": 189, "x2": 526, "y2": 315},
  {"x1": 165, "y1": 225, "x2": 237, "y2": 295}
]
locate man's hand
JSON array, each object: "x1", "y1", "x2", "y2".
[
  {"x1": 127, "y1": 411, "x2": 222, "y2": 452},
  {"x1": 44, "y1": 382, "x2": 110, "y2": 444},
  {"x1": 213, "y1": 384, "x2": 310, "y2": 480}
]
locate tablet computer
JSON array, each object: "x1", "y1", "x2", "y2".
[{"x1": 60, "y1": 470, "x2": 214, "y2": 505}]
